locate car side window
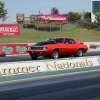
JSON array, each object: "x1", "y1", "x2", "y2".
[
  {"x1": 64, "y1": 39, "x2": 69, "y2": 44},
  {"x1": 64, "y1": 39, "x2": 75, "y2": 44},
  {"x1": 69, "y1": 39, "x2": 75, "y2": 44},
  {"x1": 56, "y1": 38, "x2": 64, "y2": 43}
]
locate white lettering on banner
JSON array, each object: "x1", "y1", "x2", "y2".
[
  {"x1": 0, "y1": 27, "x2": 18, "y2": 32},
  {"x1": 3, "y1": 33, "x2": 15, "y2": 36},
  {"x1": 38, "y1": 16, "x2": 66, "y2": 20},
  {"x1": 0, "y1": 57, "x2": 99, "y2": 76}
]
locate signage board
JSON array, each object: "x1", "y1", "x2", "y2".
[
  {"x1": 0, "y1": 44, "x2": 28, "y2": 55},
  {"x1": 0, "y1": 57, "x2": 100, "y2": 76},
  {"x1": 0, "y1": 24, "x2": 20, "y2": 36},
  {"x1": 37, "y1": 14, "x2": 67, "y2": 24}
]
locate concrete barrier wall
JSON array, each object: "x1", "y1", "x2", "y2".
[
  {"x1": 0, "y1": 42, "x2": 100, "y2": 56},
  {"x1": 0, "y1": 56, "x2": 100, "y2": 82},
  {"x1": 0, "y1": 56, "x2": 100, "y2": 76}
]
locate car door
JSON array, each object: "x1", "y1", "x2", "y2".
[{"x1": 64, "y1": 39, "x2": 77, "y2": 55}]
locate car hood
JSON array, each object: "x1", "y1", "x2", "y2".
[{"x1": 31, "y1": 41, "x2": 56, "y2": 46}]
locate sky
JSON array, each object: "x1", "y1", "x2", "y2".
[{"x1": 1, "y1": 0, "x2": 91, "y2": 23}]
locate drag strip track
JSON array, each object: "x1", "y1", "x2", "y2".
[
  {"x1": 0, "y1": 51, "x2": 100, "y2": 100},
  {"x1": 0, "y1": 51, "x2": 100, "y2": 62},
  {"x1": 0, "y1": 71, "x2": 100, "y2": 100}
]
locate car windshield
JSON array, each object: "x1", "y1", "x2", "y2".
[{"x1": 46, "y1": 38, "x2": 64, "y2": 43}]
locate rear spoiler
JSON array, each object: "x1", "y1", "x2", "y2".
[{"x1": 79, "y1": 42, "x2": 84, "y2": 44}]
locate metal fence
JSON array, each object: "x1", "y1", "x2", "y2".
[{"x1": 23, "y1": 23, "x2": 63, "y2": 32}]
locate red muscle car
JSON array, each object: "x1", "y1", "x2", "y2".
[{"x1": 27, "y1": 37, "x2": 88, "y2": 59}]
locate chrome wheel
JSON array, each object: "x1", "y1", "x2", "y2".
[
  {"x1": 74, "y1": 49, "x2": 83, "y2": 57},
  {"x1": 78, "y1": 50, "x2": 83, "y2": 56},
  {"x1": 51, "y1": 50, "x2": 59, "y2": 59}
]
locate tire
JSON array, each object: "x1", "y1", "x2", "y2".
[
  {"x1": 74, "y1": 49, "x2": 83, "y2": 57},
  {"x1": 30, "y1": 54, "x2": 37, "y2": 60},
  {"x1": 51, "y1": 50, "x2": 59, "y2": 59}
]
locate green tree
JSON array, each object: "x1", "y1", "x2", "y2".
[
  {"x1": 68, "y1": 12, "x2": 81, "y2": 21},
  {"x1": 51, "y1": 7, "x2": 59, "y2": 14},
  {"x1": 84, "y1": 12, "x2": 91, "y2": 18},
  {"x1": 0, "y1": 1, "x2": 8, "y2": 23},
  {"x1": 1, "y1": 15, "x2": 8, "y2": 23}
]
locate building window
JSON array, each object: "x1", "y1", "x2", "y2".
[{"x1": 92, "y1": 1, "x2": 100, "y2": 12}]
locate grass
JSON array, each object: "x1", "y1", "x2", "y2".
[{"x1": 0, "y1": 24, "x2": 100, "y2": 43}]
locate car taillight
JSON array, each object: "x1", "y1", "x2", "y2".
[{"x1": 43, "y1": 47, "x2": 47, "y2": 50}]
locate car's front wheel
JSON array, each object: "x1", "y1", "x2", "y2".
[
  {"x1": 74, "y1": 49, "x2": 83, "y2": 57},
  {"x1": 51, "y1": 50, "x2": 59, "y2": 59},
  {"x1": 30, "y1": 54, "x2": 38, "y2": 60}
]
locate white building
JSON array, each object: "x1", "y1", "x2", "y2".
[{"x1": 91, "y1": 0, "x2": 100, "y2": 22}]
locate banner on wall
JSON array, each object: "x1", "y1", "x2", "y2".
[
  {"x1": 0, "y1": 44, "x2": 28, "y2": 55},
  {"x1": 0, "y1": 56, "x2": 100, "y2": 76},
  {"x1": 37, "y1": 14, "x2": 67, "y2": 24},
  {"x1": 0, "y1": 24, "x2": 20, "y2": 36}
]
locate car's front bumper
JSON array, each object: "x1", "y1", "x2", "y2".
[{"x1": 27, "y1": 50, "x2": 51, "y2": 56}]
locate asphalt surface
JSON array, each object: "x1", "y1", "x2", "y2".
[
  {"x1": 0, "y1": 71, "x2": 100, "y2": 100},
  {"x1": 0, "y1": 51, "x2": 100, "y2": 100},
  {"x1": 0, "y1": 51, "x2": 100, "y2": 63}
]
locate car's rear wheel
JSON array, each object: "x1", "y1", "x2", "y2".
[
  {"x1": 51, "y1": 50, "x2": 59, "y2": 59},
  {"x1": 74, "y1": 49, "x2": 83, "y2": 57},
  {"x1": 30, "y1": 54, "x2": 37, "y2": 60}
]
